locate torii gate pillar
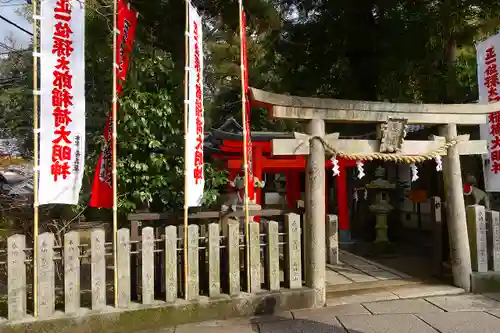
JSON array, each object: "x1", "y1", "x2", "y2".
[{"x1": 305, "y1": 119, "x2": 326, "y2": 307}]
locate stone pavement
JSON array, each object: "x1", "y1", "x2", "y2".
[{"x1": 146, "y1": 293, "x2": 500, "y2": 333}]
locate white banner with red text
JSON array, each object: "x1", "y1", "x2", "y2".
[
  {"x1": 38, "y1": 0, "x2": 85, "y2": 205},
  {"x1": 478, "y1": 33, "x2": 500, "y2": 192},
  {"x1": 185, "y1": 3, "x2": 205, "y2": 207}
]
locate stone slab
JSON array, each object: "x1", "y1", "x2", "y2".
[
  {"x1": 327, "y1": 291, "x2": 399, "y2": 306},
  {"x1": 293, "y1": 303, "x2": 371, "y2": 319},
  {"x1": 362, "y1": 299, "x2": 444, "y2": 314},
  {"x1": 326, "y1": 269, "x2": 352, "y2": 285},
  {"x1": 176, "y1": 323, "x2": 256, "y2": 333},
  {"x1": 338, "y1": 314, "x2": 438, "y2": 333},
  {"x1": 417, "y1": 311, "x2": 500, "y2": 333},
  {"x1": 259, "y1": 318, "x2": 346, "y2": 333},
  {"x1": 391, "y1": 285, "x2": 464, "y2": 299},
  {"x1": 425, "y1": 294, "x2": 500, "y2": 312},
  {"x1": 330, "y1": 264, "x2": 378, "y2": 283},
  {"x1": 471, "y1": 272, "x2": 500, "y2": 293}
]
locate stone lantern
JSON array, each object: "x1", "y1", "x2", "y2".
[{"x1": 366, "y1": 166, "x2": 396, "y2": 244}]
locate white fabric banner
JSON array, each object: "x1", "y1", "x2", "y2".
[
  {"x1": 39, "y1": 0, "x2": 86, "y2": 205},
  {"x1": 185, "y1": 3, "x2": 205, "y2": 207},
  {"x1": 478, "y1": 33, "x2": 500, "y2": 192}
]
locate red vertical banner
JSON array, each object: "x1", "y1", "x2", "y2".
[
  {"x1": 89, "y1": 0, "x2": 138, "y2": 208},
  {"x1": 241, "y1": 11, "x2": 255, "y2": 201}
]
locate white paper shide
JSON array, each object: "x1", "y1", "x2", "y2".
[
  {"x1": 185, "y1": 3, "x2": 205, "y2": 207},
  {"x1": 39, "y1": 0, "x2": 85, "y2": 205},
  {"x1": 478, "y1": 33, "x2": 500, "y2": 192}
]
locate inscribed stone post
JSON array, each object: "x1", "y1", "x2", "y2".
[
  {"x1": 208, "y1": 223, "x2": 221, "y2": 297},
  {"x1": 249, "y1": 222, "x2": 261, "y2": 293},
  {"x1": 431, "y1": 197, "x2": 443, "y2": 277},
  {"x1": 227, "y1": 221, "x2": 240, "y2": 295},
  {"x1": 185, "y1": 225, "x2": 199, "y2": 300},
  {"x1": 486, "y1": 210, "x2": 500, "y2": 271},
  {"x1": 37, "y1": 232, "x2": 55, "y2": 318},
  {"x1": 117, "y1": 228, "x2": 131, "y2": 308},
  {"x1": 8, "y1": 234, "x2": 26, "y2": 321},
  {"x1": 91, "y1": 229, "x2": 106, "y2": 310},
  {"x1": 285, "y1": 213, "x2": 302, "y2": 289},
  {"x1": 326, "y1": 214, "x2": 339, "y2": 265},
  {"x1": 64, "y1": 231, "x2": 80, "y2": 314},
  {"x1": 142, "y1": 227, "x2": 155, "y2": 305},
  {"x1": 466, "y1": 205, "x2": 488, "y2": 272},
  {"x1": 164, "y1": 226, "x2": 177, "y2": 302},
  {"x1": 266, "y1": 221, "x2": 280, "y2": 292}
]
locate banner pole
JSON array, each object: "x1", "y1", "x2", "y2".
[
  {"x1": 112, "y1": 0, "x2": 119, "y2": 308},
  {"x1": 238, "y1": 0, "x2": 251, "y2": 292},
  {"x1": 183, "y1": 0, "x2": 190, "y2": 298},
  {"x1": 32, "y1": 0, "x2": 39, "y2": 318}
]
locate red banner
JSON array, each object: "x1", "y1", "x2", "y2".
[
  {"x1": 241, "y1": 11, "x2": 255, "y2": 201},
  {"x1": 89, "y1": 0, "x2": 138, "y2": 208}
]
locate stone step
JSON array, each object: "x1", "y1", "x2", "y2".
[{"x1": 326, "y1": 282, "x2": 465, "y2": 306}]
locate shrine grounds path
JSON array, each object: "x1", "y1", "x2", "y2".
[{"x1": 141, "y1": 293, "x2": 500, "y2": 333}]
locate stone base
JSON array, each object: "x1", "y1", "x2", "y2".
[
  {"x1": 4, "y1": 289, "x2": 315, "y2": 333},
  {"x1": 471, "y1": 271, "x2": 500, "y2": 293},
  {"x1": 339, "y1": 230, "x2": 355, "y2": 249}
]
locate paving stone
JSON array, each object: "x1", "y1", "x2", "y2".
[
  {"x1": 338, "y1": 314, "x2": 438, "y2": 333},
  {"x1": 293, "y1": 303, "x2": 370, "y2": 321},
  {"x1": 326, "y1": 269, "x2": 352, "y2": 285},
  {"x1": 362, "y1": 299, "x2": 444, "y2": 314},
  {"x1": 417, "y1": 311, "x2": 500, "y2": 333},
  {"x1": 259, "y1": 318, "x2": 346, "y2": 333},
  {"x1": 136, "y1": 328, "x2": 175, "y2": 333},
  {"x1": 482, "y1": 293, "x2": 500, "y2": 302},
  {"x1": 175, "y1": 321, "x2": 256, "y2": 333},
  {"x1": 392, "y1": 285, "x2": 464, "y2": 299},
  {"x1": 425, "y1": 294, "x2": 500, "y2": 312},
  {"x1": 327, "y1": 291, "x2": 399, "y2": 306}
]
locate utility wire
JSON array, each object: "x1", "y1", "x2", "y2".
[{"x1": 0, "y1": 14, "x2": 33, "y2": 36}]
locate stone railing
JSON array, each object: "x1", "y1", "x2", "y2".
[{"x1": 3, "y1": 210, "x2": 306, "y2": 325}]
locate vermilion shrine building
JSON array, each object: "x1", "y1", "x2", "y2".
[{"x1": 205, "y1": 117, "x2": 354, "y2": 234}]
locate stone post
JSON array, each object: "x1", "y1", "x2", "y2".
[
  {"x1": 486, "y1": 210, "x2": 500, "y2": 271},
  {"x1": 305, "y1": 118, "x2": 326, "y2": 307},
  {"x1": 466, "y1": 205, "x2": 488, "y2": 272},
  {"x1": 439, "y1": 124, "x2": 472, "y2": 291}
]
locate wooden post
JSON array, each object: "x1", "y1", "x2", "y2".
[
  {"x1": 439, "y1": 124, "x2": 472, "y2": 291},
  {"x1": 305, "y1": 119, "x2": 326, "y2": 307}
]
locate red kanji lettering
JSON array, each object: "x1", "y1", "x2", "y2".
[
  {"x1": 55, "y1": 56, "x2": 70, "y2": 71},
  {"x1": 484, "y1": 73, "x2": 500, "y2": 89},
  {"x1": 193, "y1": 166, "x2": 203, "y2": 184},
  {"x1": 54, "y1": 21, "x2": 72, "y2": 39},
  {"x1": 52, "y1": 126, "x2": 72, "y2": 145},
  {"x1": 54, "y1": 13, "x2": 70, "y2": 21},
  {"x1": 492, "y1": 161, "x2": 500, "y2": 174},
  {"x1": 53, "y1": 107, "x2": 72, "y2": 127},
  {"x1": 491, "y1": 123, "x2": 500, "y2": 137},
  {"x1": 53, "y1": 70, "x2": 72, "y2": 90},
  {"x1": 196, "y1": 116, "x2": 203, "y2": 134},
  {"x1": 195, "y1": 135, "x2": 203, "y2": 150},
  {"x1": 486, "y1": 47, "x2": 496, "y2": 62},
  {"x1": 485, "y1": 63, "x2": 498, "y2": 78},
  {"x1": 194, "y1": 150, "x2": 203, "y2": 167},
  {"x1": 52, "y1": 144, "x2": 72, "y2": 162},
  {"x1": 54, "y1": 0, "x2": 71, "y2": 15},
  {"x1": 489, "y1": 95, "x2": 500, "y2": 102},
  {"x1": 51, "y1": 160, "x2": 71, "y2": 181},
  {"x1": 52, "y1": 37, "x2": 73, "y2": 57},
  {"x1": 51, "y1": 88, "x2": 73, "y2": 108},
  {"x1": 489, "y1": 111, "x2": 500, "y2": 125}
]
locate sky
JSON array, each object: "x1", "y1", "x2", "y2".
[{"x1": 0, "y1": 0, "x2": 32, "y2": 51}]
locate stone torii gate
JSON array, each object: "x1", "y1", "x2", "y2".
[{"x1": 250, "y1": 87, "x2": 497, "y2": 307}]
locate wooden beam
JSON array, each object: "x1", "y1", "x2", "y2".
[
  {"x1": 272, "y1": 137, "x2": 487, "y2": 156},
  {"x1": 249, "y1": 87, "x2": 496, "y2": 125}
]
